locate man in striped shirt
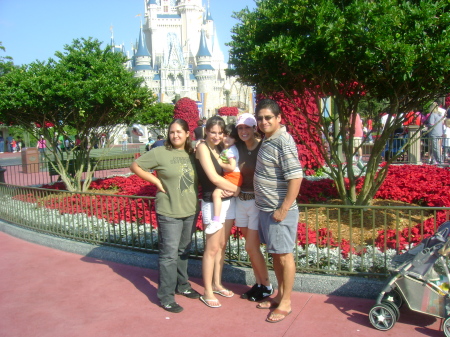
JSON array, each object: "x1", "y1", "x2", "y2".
[{"x1": 254, "y1": 99, "x2": 303, "y2": 323}]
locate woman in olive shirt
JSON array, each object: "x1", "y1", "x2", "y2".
[{"x1": 130, "y1": 119, "x2": 200, "y2": 313}]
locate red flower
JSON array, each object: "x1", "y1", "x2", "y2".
[
  {"x1": 28, "y1": 164, "x2": 450, "y2": 258},
  {"x1": 218, "y1": 106, "x2": 238, "y2": 116},
  {"x1": 174, "y1": 97, "x2": 200, "y2": 133}
]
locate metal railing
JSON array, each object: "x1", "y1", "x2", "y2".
[
  {"x1": 5, "y1": 136, "x2": 448, "y2": 187},
  {"x1": 1, "y1": 161, "x2": 133, "y2": 186},
  {"x1": 1, "y1": 183, "x2": 448, "y2": 277},
  {"x1": 360, "y1": 135, "x2": 449, "y2": 164}
]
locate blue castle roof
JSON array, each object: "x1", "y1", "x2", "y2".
[
  {"x1": 206, "y1": 8, "x2": 213, "y2": 21},
  {"x1": 197, "y1": 30, "x2": 211, "y2": 57},
  {"x1": 135, "y1": 27, "x2": 151, "y2": 58}
]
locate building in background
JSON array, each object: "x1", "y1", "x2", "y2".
[{"x1": 111, "y1": 0, "x2": 253, "y2": 118}]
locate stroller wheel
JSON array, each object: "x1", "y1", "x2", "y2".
[
  {"x1": 443, "y1": 317, "x2": 450, "y2": 337},
  {"x1": 382, "y1": 289, "x2": 403, "y2": 309},
  {"x1": 369, "y1": 303, "x2": 397, "y2": 331},
  {"x1": 381, "y1": 300, "x2": 400, "y2": 321}
]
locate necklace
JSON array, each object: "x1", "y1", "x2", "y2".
[{"x1": 246, "y1": 140, "x2": 258, "y2": 155}]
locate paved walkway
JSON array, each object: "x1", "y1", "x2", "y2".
[{"x1": 0, "y1": 231, "x2": 444, "y2": 337}]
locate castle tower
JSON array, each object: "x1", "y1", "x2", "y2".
[
  {"x1": 195, "y1": 28, "x2": 215, "y2": 114},
  {"x1": 134, "y1": 25, "x2": 153, "y2": 73},
  {"x1": 125, "y1": 0, "x2": 252, "y2": 115}
]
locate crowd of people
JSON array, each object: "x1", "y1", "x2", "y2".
[
  {"x1": 130, "y1": 99, "x2": 303, "y2": 323},
  {"x1": 325, "y1": 102, "x2": 450, "y2": 164},
  {"x1": 0, "y1": 135, "x2": 24, "y2": 154}
]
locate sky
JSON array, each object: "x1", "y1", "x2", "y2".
[{"x1": 0, "y1": 0, "x2": 257, "y2": 66}]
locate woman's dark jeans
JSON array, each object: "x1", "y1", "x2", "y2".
[{"x1": 156, "y1": 213, "x2": 197, "y2": 305}]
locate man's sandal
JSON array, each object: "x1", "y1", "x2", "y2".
[
  {"x1": 256, "y1": 300, "x2": 278, "y2": 309},
  {"x1": 266, "y1": 309, "x2": 292, "y2": 323}
]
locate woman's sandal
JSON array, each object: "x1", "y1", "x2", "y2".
[
  {"x1": 199, "y1": 296, "x2": 221, "y2": 308},
  {"x1": 213, "y1": 288, "x2": 234, "y2": 298}
]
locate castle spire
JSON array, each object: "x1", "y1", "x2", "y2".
[
  {"x1": 206, "y1": 0, "x2": 213, "y2": 21},
  {"x1": 197, "y1": 28, "x2": 211, "y2": 57},
  {"x1": 135, "y1": 25, "x2": 151, "y2": 57}
]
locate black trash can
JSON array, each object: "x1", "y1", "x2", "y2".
[{"x1": 0, "y1": 167, "x2": 6, "y2": 183}]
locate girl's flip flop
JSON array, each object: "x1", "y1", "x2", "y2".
[
  {"x1": 199, "y1": 296, "x2": 221, "y2": 308},
  {"x1": 213, "y1": 288, "x2": 234, "y2": 298}
]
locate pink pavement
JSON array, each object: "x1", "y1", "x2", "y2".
[{"x1": 0, "y1": 231, "x2": 444, "y2": 337}]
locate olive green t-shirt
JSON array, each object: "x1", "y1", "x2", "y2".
[{"x1": 135, "y1": 146, "x2": 199, "y2": 218}]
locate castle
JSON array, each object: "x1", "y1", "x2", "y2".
[{"x1": 111, "y1": 0, "x2": 253, "y2": 118}]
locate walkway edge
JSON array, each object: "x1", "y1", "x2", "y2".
[{"x1": 0, "y1": 220, "x2": 386, "y2": 299}]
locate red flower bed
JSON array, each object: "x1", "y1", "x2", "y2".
[
  {"x1": 21, "y1": 164, "x2": 450, "y2": 257},
  {"x1": 218, "y1": 106, "x2": 238, "y2": 116},
  {"x1": 261, "y1": 91, "x2": 325, "y2": 175},
  {"x1": 174, "y1": 97, "x2": 200, "y2": 134}
]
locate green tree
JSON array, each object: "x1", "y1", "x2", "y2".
[
  {"x1": 0, "y1": 37, "x2": 155, "y2": 192},
  {"x1": 136, "y1": 102, "x2": 174, "y2": 137},
  {"x1": 0, "y1": 42, "x2": 15, "y2": 76},
  {"x1": 229, "y1": 0, "x2": 450, "y2": 205}
]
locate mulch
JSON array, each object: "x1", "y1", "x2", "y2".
[{"x1": 298, "y1": 199, "x2": 433, "y2": 245}]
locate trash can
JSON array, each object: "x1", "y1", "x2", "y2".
[
  {"x1": 0, "y1": 167, "x2": 6, "y2": 183},
  {"x1": 21, "y1": 148, "x2": 40, "y2": 173}
]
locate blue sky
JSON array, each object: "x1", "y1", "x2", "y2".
[{"x1": 0, "y1": 0, "x2": 256, "y2": 66}]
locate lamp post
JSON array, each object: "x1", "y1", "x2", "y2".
[
  {"x1": 224, "y1": 83, "x2": 231, "y2": 107},
  {"x1": 174, "y1": 88, "x2": 181, "y2": 103}
]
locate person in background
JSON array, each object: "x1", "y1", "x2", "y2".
[
  {"x1": 254, "y1": 99, "x2": 302, "y2": 323},
  {"x1": 427, "y1": 106, "x2": 446, "y2": 165},
  {"x1": 0, "y1": 135, "x2": 5, "y2": 153},
  {"x1": 350, "y1": 112, "x2": 363, "y2": 163},
  {"x1": 151, "y1": 135, "x2": 165, "y2": 149},
  {"x1": 367, "y1": 119, "x2": 373, "y2": 143},
  {"x1": 443, "y1": 119, "x2": 450, "y2": 162},
  {"x1": 37, "y1": 135, "x2": 47, "y2": 161},
  {"x1": 16, "y1": 136, "x2": 23, "y2": 152},
  {"x1": 10, "y1": 138, "x2": 17, "y2": 153},
  {"x1": 145, "y1": 136, "x2": 155, "y2": 152},
  {"x1": 100, "y1": 133, "x2": 107, "y2": 148},
  {"x1": 121, "y1": 132, "x2": 128, "y2": 152},
  {"x1": 193, "y1": 120, "x2": 204, "y2": 143},
  {"x1": 130, "y1": 119, "x2": 200, "y2": 313},
  {"x1": 6, "y1": 135, "x2": 13, "y2": 152}
]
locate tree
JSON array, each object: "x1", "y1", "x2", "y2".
[
  {"x1": 0, "y1": 42, "x2": 15, "y2": 76},
  {"x1": 229, "y1": 0, "x2": 450, "y2": 205},
  {"x1": 136, "y1": 102, "x2": 174, "y2": 137},
  {"x1": 0, "y1": 37, "x2": 155, "y2": 192}
]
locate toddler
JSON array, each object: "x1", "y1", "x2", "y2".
[{"x1": 206, "y1": 124, "x2": 243, "y2": 234}]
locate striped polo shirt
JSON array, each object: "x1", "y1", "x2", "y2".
[{"x1": 254, "y1": 125, "x2": 303, "y2": 212}]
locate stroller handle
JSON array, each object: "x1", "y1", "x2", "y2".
[{"x1": 439, "y1": 240, "x2": 450, "y2": 257}]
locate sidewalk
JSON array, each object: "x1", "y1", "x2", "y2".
[{"x1": 0, "y1": 231, "x2": 443, "y2": 337}]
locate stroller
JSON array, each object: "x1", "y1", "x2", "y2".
[{"x1": 369, "y1": 221, "x2": 450, "y2": 335}]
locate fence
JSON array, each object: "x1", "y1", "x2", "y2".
[
  {"x1": 1, "y1": 182, "x2": 448, "y2": 277},
  {"x1": 2, "y1": 162, "x2": 132, "y2": 187},
  {"x1": 359, "y1": 135, "x2": 447, "y2": 165},
  {"x1": 3, "y1": 134, "x2": 448, "y2": 187}
]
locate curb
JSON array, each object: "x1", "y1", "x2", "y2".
[{"x1": 0, "y1": 220, "x2": 386, "y2": 299}]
